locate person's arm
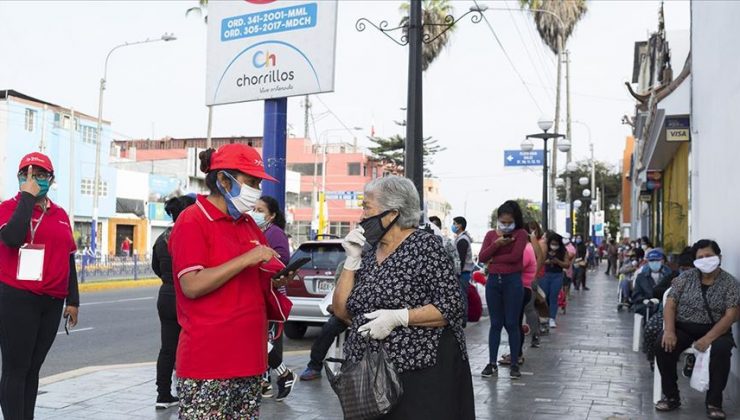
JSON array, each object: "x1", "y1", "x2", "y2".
[
  {"x1": 531, "y1": 234, "x2": 545, "y2": 275},
  {"x1": 0, "y1": 192, "x2": 35, "y2": 248},
  {"x1": 333, "y1": 268, "x2": 356, "y2": 324},
  {"x1": 66, "y1": 254, "x2": 79, "y2": 306},
  {"x1": 408, "y1": 304, "x2": 448, "y2": 327},
  {"x1": 699, "y1": 307, "x2": 738, "y2": 347},
  {"x1": 477, "y1": 231, "x2": 497, "y2": 263},
  {"x1": 456, "y1": 238, "x2": 469, "y2": 273},
  {"x1": 151, "y1": 240, "x2": 162, "y2": 278}
]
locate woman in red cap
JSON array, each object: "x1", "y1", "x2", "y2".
[
  {"x1": 169, "y1": 143, "x2": 288, "y2": 419},
  {"x1": 0, "y1": 152, "x2": 79, "y2": 420}
]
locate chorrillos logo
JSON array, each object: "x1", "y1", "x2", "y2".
[{"x1": 236, "y1": 50, "x2": 295, "y2": 87}]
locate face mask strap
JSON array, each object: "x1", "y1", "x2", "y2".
[{"x1": 219, "y1": 171, "x2": 242, "y2": 198}]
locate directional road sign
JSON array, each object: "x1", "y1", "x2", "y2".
[{"x1": 504, "y1": 150, "x2": 545, "y2": 167}]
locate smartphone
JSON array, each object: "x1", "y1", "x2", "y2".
[
  {"x1": 271, "y1": 257, "x2": 311, "y2": 280},
  {"x1": 503, "y1": 233, "x2": 513, "y2": 239}
]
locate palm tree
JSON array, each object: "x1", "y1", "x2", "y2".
[
  {"x1": 400, "y1": 0, "x2": 455, "y2": 71},
  {"x1": 186, "y1": 0, "x2": 208, "y2": 23}
]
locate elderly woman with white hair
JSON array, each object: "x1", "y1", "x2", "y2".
[{"x1": 333, "y1": 176, "x2": 474, "y2": 419}]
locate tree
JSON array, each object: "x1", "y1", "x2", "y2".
[
  {"x1": 490, "y1": 199, "x2": 542, "y2": 229},
  {"x1": 518, "y1": 0, "x2": 588, "y2": 55},
  {"x1": 400, "y1": 0, "x2": 456, "y2": 71},
  {"x1": 556, "y1": 160, "x2": 621, "y2": 239},
  {"x1": 185, "y1": 0, "x2": 208, "y2": 22},
  {"x1": 367, "y1": 135, "x2": 445, "y2": 177}
]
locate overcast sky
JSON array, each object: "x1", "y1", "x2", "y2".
[{"x1": 0, "y1": 0, "x2": 690, "y2": 239}]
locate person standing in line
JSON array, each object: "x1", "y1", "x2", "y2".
[
  {"x1": 539, "y1": 232, "x2": 571, "y2": 329},
  {"x1": 169, "y1": 144, "x2": 286, "y2": 419},
  {"x1": 252, "y1": 195, "x2": 296, "y2": 401},
  {"x1": 606, "y1": 238, "x2": 619, "y2": 276},
  {"x1": 478, "y1": 200, "x2": 528, "y2": 379},
  {"x1": 151, "y1": 195, "x2": 196, "y2": 409},
  {"x1": 452, "y1": 216, "x2": 475, "y2": 327},
  {"x1": 0, "y1": 153, "x2": 79, "y2": 420},
  {"x1": 573, "y1": 234, "x2": 589, "y2": 291}
]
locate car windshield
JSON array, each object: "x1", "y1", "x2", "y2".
[{"x1": 291, "y1": 245, "x2": 345, "y2": 271}]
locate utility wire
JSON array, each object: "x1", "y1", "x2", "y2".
[{"x1": 473, "y1": 0, "x2": 544, "y2": 114}]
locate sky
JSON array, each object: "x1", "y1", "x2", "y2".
[{"x1": 0, "y1": 0, "x2": 690, "y2": 240}]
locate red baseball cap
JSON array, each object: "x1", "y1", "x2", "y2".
[
  {"x1": 18, "y1": 152, "x2": 54, "y2": 173},
  {"x1": 209, "y1": 143, "x2": 277, "y2": 182}
]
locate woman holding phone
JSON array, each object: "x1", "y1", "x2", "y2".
[{"x1": 0, "y1": 153, "x2": 79, "y2": 420}]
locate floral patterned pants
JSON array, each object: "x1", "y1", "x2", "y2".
[{"x1": 177, "y1": 376, "x2": 262, "y2": 419}]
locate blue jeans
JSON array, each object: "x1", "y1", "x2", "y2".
[
  {"x1": 486, "y1": 272, "x2": 523, "y2": 367},
  {"x1": 460, "y1": 272, "x2": 471, "y2": 326},
  {"x1": 539, "y1": 272, "x2": 563, "y2": 320}
]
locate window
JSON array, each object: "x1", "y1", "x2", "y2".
[
  {"x1": 81, "y1": 126, "x2": 98, "y2": 144},
  {"x1": 80, "y1": 178, "x2": 108, "y2": 197},
  {"x1": 329, "y1": 222, "x2": 351, "y2": 238},
  {"x1": 24, "y1": 109, "x2": 36, "y2": 132},
  {"x1": 288, "y1": 163, "x2": 322, "y2": 176},
  {"x1": 347, "y1": 163, "x2": 361, "y2": 176}
]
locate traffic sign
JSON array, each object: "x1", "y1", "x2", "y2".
[{"x1": 504, "y1": 150, "x2": 545, "y2": 167}]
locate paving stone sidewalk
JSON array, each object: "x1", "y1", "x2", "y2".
[{"x1": 29, "y1": 269, "x2": 735, "y2": 419}]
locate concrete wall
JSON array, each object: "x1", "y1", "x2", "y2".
[{"x1": 691, "y1": 0, "x2": 740, "y2": 398}]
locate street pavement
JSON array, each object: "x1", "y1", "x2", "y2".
[{"x1": 24, "y1": 268, "x2": 739, "y2": 419}]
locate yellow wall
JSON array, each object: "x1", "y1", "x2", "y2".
[
  {"x1": 107, "y1": 218, "x2": 149, "y2": 257},
  {"x1": 662, "y1": 142, "x2": 690, "y2": 254}
]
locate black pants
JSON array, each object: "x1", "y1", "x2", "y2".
[
  {"x1": 0, "y1": 283, "x2": 63, "y2": 420},
  {"x1": 519, "y1": 288, "x2": 533, "y2": 356},
  {"x1": 383, "y1": 329, "x2": 474, "y2": 420},
  {"x1": 307, "y1": 316, "x2": 348, "y2": 372},
  {"x1": 655, "y1": 322, "x2": 735, "y2": 408},
  {"x1": 268, "y1": 327, "x2": 284, "y2": 370},
  {"x1": 606, "y1": 257, "x2": 617, "y2": 276},
  {"x1": 156, "y1": 287, "x2": 180, "y2": 398}
]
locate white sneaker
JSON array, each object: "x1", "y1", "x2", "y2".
[{"x1": 549, "y1": 319, "x2": 557, "y2": 328}]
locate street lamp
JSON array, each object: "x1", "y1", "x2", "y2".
[
  {"x1": 554, "y1": 178, "x2": 565, "y2": 188},
  {"x1": 523, "y1": 118, "x2": 564, "y2": 231},
  {"x1": 91, "y1": 33, "x2": 176, "y2": 254},
  {"x1": 579, "y1": 177, "x2": 590, "y2": 186},
  {"x1": 566, "y1": 161, "x2": 578, "y2": 173}
]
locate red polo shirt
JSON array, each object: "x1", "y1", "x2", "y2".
[
  {"x1": 169, "y1": 195, "x2": 270, "y2": 380},
  {"x1": 0, "y1": 193, "x2": 76, "y2": 299}
]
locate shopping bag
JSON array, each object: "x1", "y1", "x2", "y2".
[
  {"x1": 325, "y1": 339, "x2": 403, "y2": 419},
  {"x1": 690, "y1": 346, "x2": 711, "y2": 392}
]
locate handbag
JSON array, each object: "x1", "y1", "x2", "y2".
[
  {"x1": 262, "y1": 276, "x2": 293, "y2": 322},
  {"x1": 324, "y1": 338, "x2": 403, "y2": 420}
]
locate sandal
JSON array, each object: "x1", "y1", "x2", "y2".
[
  {"x1": 706, "y1": 405, "x2": 726, "y2": 419},
  {"x1": 655, "y1": 397, "x2": 681, "y2": 412}
]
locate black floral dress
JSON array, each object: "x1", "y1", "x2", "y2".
[{"x1": 345, "y1": 229, "x2": 468, "y2": 371}]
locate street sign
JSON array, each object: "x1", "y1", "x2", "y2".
[
  {"x1": 326, "y1": 191, "x2": 363, "y2": 201},
  {"x1": 504, "y1": 150, "x2": 545, "y2": 167},
  {"x1": 206, "y1": 1, "x2": 338, "y2": 105},
  {"x1": 665, "y1": 115, "x2": 690, "y2": 142}
]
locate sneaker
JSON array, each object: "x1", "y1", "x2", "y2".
[
  {"x1": 549, "y1": 319, "x2": 557, "y2": 329},
  {"x1": 261, "y1": 382, "x2": 273, "y2": 398},
  {"x1": 531, "y1": 336, "x2": 541, "y2": 348},
  {"x1": 683, "y1": 354, "x2": 696, "y2": 378},
  {"x1": 299, "y1": 367, "x2": 322, "y2": 381},
  {"x1": 510, "y1": 365, "x2": 522, "y2": 379},
  {"x1": 481, "y1": 364, "x2": 498, "y2": 378},
  {"x1": 583, "y1": 287, "x2": 590, "y2": 291},
  {"x1": 155, "y1": 395, "x2": 179, "y2": 410},
  {"x1": 275, "y1": 370, "x2": 295, "y2": 401}
]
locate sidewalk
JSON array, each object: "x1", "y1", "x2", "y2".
[{"x1": 31, "y1": 269, "x2": 734, "y2": 419}]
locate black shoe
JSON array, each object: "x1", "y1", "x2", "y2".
[
  {"x1": 583, "y1": 287, "x2": 590, "y2": 291},
  {"x1": 510, "y1": 365, "x2": 522, "y2": 379},
  {"x1": 156, "y1": 394, "x2": 179, "y2": 410},
  {"x1": 276, "y1": 370, "x2": 295, "y2": 401},
  {"x1": 531, "y1": 337, "x2": 541, "y2": 348},
  {"x1": 683, "y1": 354, "x2": 696, "y2": 378},
  {"x1": 481, "y1": 364, "x2": 498, "y2": 378}
]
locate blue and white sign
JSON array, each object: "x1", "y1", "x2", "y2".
[
  {"x1": 326, "y1": 191, "x2": 363, "y2": 201},
  {"x1": 207, "y1": 1, "x2": 338, "y2": 105},
  {"x1": 504, "y1": 150, "x2": 545, "y2": 167}
]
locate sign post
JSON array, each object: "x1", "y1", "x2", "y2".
[{"x1": 503, "y1": 150, "x2": 545, "y2": 167}]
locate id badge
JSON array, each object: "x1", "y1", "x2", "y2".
[{"x1": 17, "y1": 244, "x2": 45, "y2": 281}]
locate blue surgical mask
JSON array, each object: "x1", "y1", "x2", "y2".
[
  {"x1": 498, "y1": 222, "x2": 515, "y2": 234},
  {"x1": 451, "y1": 225, "x2": 459, "y2": 234},
  {"x1": 648, "y1": 261, "x2": 662, "y2": 272},
  {"x1": 249, "y1": 210, "x2": 268, "y2": 229},
  {"x1": 18, "y1": 176, "x2": 50, "y2": 197}
]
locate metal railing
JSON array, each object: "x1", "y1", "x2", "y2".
[{"x1": 76, "y1": 254, "x2": 155, "y2": 283}]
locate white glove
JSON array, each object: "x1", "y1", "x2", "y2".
[
  {"x1": 358, "y1": 309, "x2": 409, "y2": 340},
  {"x1": 342, "y1": 227, "x2": 366, "y2": 271}
]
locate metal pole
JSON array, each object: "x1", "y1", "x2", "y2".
[
  {"x1": 68, "y1": 108, "x2": 75, "y2": 227},
  {"x1": 261, "y1": 98, "x2": 288, "y2": 212},
  {"x1": 39, "y1": 104, "x2": 48, "y2": 152},
  {"x1": 206, "y1": 105, "x2": 213, "y2": 149},
  {"x1": 565, "y1": 49, "x2": 573, "y2": 236},
  {"x1": 550, "y1": 34, "x2": 563, "y2": 231},
  {"x1": 406, "y1": 0, "x2": 424, "y2": 211},
  {"x1": 591, "y1": 143, "x2": 596, "y2": 237},
  {"x1": 542, "y1": 138, "x2": 549, "y2": 231},
  {"x1": 92, "y1": 76, "x2": 105, "y2": 255}
]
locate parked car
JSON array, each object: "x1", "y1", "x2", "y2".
[{"x1": 284, "y1": 239, "x2": 345, "y2": 339}]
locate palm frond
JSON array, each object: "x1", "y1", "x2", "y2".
[{"x1": 520, "y1": 0, "x2": 588, "y2": 54}]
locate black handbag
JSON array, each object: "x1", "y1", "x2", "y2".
[{"x1": 324, "y1": 339, "x2": 403, "y2": 420}]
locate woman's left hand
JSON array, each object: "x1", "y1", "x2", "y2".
[
  {"x1": 64, "y1": 306, "x2": 79, "y2": 328},
  {"x1": 271, "y1": 271, "x2": 294, "y2": 288},
  {"x1": 694, "y1": 336, "x2": 712, "y2": 352},
  {"x1": 358, "y1": 309, "x2": 409, "y2": 340}
]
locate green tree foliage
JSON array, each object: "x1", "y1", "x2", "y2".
[
  {"x1": 518, "y1": 0, "x2": 588, "y2": 54},
  {"x1": 400, "y1": 0, "x2": 456, "y2": 71},
  {"x1": 368, "y1": 135, "x2": 445, "y2": 177},
  {"x1": 490, "y1": 198, "x2": 542, "y2": 229}
]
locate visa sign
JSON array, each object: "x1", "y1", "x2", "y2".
[{"x1": 666, "y1": 116, "x2": 690, "y2": 142}]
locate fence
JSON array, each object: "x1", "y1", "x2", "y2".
[{"x1": 76, "y1": 254, "x2": 156, "y2": 283}]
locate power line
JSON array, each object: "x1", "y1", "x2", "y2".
[{"x1": 473, "y1": 0, "x2": 544, "y2": 114}]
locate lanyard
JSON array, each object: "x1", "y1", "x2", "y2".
[{"x1": 29, "y1": 212, "x2": 45, "y2": 244}]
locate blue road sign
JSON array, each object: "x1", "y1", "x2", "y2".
[{"x1": 504, "y1": 150, "x2": 545, "y2": 167}]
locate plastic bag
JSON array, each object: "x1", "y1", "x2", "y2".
[
  {"x1": 325, "y1": 340, "x2": 403, "y2": 419},
  {"x1": 690, "y1": 346, "x2": 711, "y2": 392}
]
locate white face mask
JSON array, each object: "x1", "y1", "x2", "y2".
[
  {"x1": 218, "y1": 171, "x2": 261, "y2": 219},
  {"x1": 498, "y1": 222, "x2": 515, "y2": 234},
  {"x1": 694, "y1": 255, "x2": 720, "y2": 274}
]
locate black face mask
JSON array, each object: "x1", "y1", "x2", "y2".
[{"x1": 360, "y1": 210, "x2": 399, "y2": 246}]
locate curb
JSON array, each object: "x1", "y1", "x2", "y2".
[
  {"x1": 39, "y1": 362, "x2": 156, "y2": 386},
  {"x1": 79, "y1": 278, "x2": 160, "y2": 293}
]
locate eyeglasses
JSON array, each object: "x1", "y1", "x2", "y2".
[{"x1": 17, "y1": 171, "x2": 51, "y2": 181}]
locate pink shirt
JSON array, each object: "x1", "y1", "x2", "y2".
[
  {"x1": 565, "y1": 243, "x2": 576, "y2": 278},
  {"x1": 522, "y1": 243, "x2": 537, "y2": 289}
]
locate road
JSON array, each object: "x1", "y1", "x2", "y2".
[{"x1": 38, "y1": 286, "x2": 319, "y2": 378}]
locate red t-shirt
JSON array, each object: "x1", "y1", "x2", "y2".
[
  {"x1": 169, "y1": 195, "x2": 270, "y2": 380},
  {"x1": 0, "y1": 194, "x2": 76, "y2": 299}
]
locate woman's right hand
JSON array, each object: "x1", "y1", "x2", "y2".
[
  {"x1": 20, "y1": 165, "x2": 40, "y2": 196},
  {"x1": 662, "y1": 330, "x2": 677, "y2": 352},
  {"x1": 342, "y1": 228, "x2": 366, "y2": 271},
  {"x1": 244, "y1": 245, "x2": 278, "y2": 266},
  {"x1": 495, "y1": 236, "x2": 514, "y2": 246}
]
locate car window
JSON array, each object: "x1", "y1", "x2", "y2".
[{"x1": 291, "y1": 245, "x2": 345, "y2": 270}]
